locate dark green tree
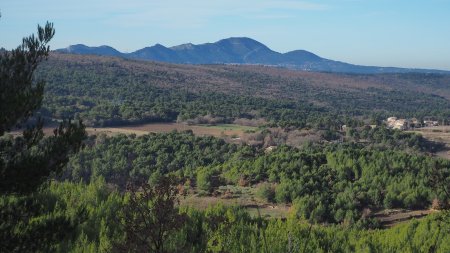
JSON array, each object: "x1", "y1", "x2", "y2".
[
  {"x1": 0, "y1": 21, "x2": 86, "y2": 194},
  {"x1": 0, "y1": 22, "x2": 53, "y2": 135},
  {"x1": 0, "y1": 21, "x2": 86, "y2": 252}
]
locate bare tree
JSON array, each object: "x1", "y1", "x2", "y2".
[{"x1": 116, "y1": 176, "x2": 187, "y2": 253}]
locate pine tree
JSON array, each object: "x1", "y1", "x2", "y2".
[{"x1": 0, "y1": 20, "x2": 86, "y2": 251}]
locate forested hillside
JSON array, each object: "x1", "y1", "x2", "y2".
[
  {"x1": 36, "y1": 53, "x2": 450, "y2": 127},
  {"x1": 63, "y1": 131, "x2": 449, "y2": 226}
]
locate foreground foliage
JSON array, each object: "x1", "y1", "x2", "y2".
[{"x1": 2, "y1": 179, "x2": 448, "y2": 252}]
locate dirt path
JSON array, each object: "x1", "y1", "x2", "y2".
[{"x1": 373, "y1": 209, "x2": 437, "y2": 228}]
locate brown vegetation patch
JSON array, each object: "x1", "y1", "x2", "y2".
[
  {"x1": 373, "y1": 209, "x2": 437, "y2": 228},
  {"x1": 73, "y1": 123, "x2": 257, "y2": 145}
]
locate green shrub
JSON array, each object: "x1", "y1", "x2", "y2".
[
  {"x1": 256, "y1": 183, "x2": 275, "y2": 203},
  {"x1": 275, "y1": 181, "x2": 291, "y2": 203},
  {"x1": 196, "y1": 167, "x2": 214, "y2": 193}
]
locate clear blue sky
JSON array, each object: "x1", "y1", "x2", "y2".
[{"x1": 1, "y1": 0, "x2": 450, "y2": 70}]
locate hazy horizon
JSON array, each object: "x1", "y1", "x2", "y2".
[{"x1": 1, "y1": 0, "x2": 450, "y2": 70}]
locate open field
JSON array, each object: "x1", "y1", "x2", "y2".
[
  {"x1": 9, "y1": 122, "x2": 257, "y2": 140},
  {"x1": 181, "y1": 196, "x2": 290, "y2": 219},
  {"x1": 180, "y1": 185, "x2": 290, "y2": 219},
  {"x1": 408, "y1": 126, "x2": 450, "y2": 159},
  {"x1": 86, "y1": 123, "x2": 257, "y2": 138},
  {"x1": 411, "y1": 126, "x2": 450, "y2": 145}
]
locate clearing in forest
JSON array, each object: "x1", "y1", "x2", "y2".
[{"x1": 86, "y1": 123, "x2": 257, "y2": 138}]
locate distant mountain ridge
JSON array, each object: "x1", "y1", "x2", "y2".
[{"x1": 56, "y1": 37, "x2": 450, "y2": 74}]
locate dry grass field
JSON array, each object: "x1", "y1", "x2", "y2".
[
  {"x1": 180, "y1": 185, "x2": 290, "y2": 219},
  {"x1": 408, "y1": 126, "x2": 450, "y2": 159},
  {"x1": 85, "y1": 123, "x2": 256, "y2": 139},
  {"x1": 9, "y1": 122, "x2": 256, "y2": 139}
]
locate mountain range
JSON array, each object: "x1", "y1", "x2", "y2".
[{"x1": 56, "y1": 37, "x2": 450, "y2": 74}]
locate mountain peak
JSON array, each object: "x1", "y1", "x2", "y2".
[
  {"x1": 57, "y1": 44, "x2": 122, "y2": 57},
  {"x1": 284, "y1": 50, "x2": 322, "y2": 62},
  {"x1": 65, "y1": 44, "x2": 88, "y2": 52},
  {"x1": 171, "y1": 43, "x2": 195, "y2": 50},
  {"x1": 220, "y1": 37, "x2": 259, "y2": 42},
  {"x1": 153, "y1": 43, "x2": 169, "y2": 49},
  {"x1": 217, "y1": 37, "x2": 268, "y2": 48}
]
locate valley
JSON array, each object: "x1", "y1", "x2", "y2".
[
  {"x1": 4, "y1": 46, "x2": 450, "y2": 252},
  {"x1": 3, "y1": 2, "x2": 450, "y2": 251},
  {"x1": 18, "y1": 53, "x2": 450, "y2": 230}
]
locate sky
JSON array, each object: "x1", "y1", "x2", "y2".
[{"x1": 1, "y1": 0, "x2": 450, "y2": 70}]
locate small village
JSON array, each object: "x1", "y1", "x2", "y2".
[{"x1": 386, "y1": 117, "x2": 440, "y2": 130}]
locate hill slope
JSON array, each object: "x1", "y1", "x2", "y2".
[{"x1": 36, "y1": 53, "x2": 450, "y2": 127}]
